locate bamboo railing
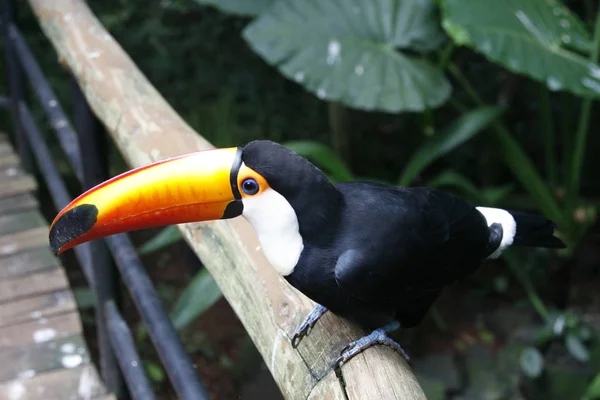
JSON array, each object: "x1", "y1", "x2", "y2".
[{"x1": 28, "y1": 1, "x2": 426, "y2": 398}]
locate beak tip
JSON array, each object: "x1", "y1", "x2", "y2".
[{"x1": 49, "y1": 204, "x2": 99, "y2": 256}]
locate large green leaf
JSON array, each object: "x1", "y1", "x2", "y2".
[
  {"x1": 284, "y1": 140, "x2": 354, "y2": 183},
  {"x1": 398, "y1": 106, "x2": 504, "y2": 186},
  {"x1": 243, "y1": 0, "x2": 451, "y2": 112},
  {"x1": 192, "y1": 0, "x2": 275, "y2": 16},
  {"x1": 441, "y1": 0, "x2": 600, "y2": 98},
  {"x1": 170, "y1": 269, "x2": 223, "y2": 331}
]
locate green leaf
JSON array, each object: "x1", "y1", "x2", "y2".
[
  {"x1": 493, "y1": 127, "x2": 564, "y2": 225},
  {"x1": 145, "y1": 361, "x2": 166, "y2": 383},
  {"x1": 520, "y1": 346, "x2": 544, "y2": 378},
  {"x1": 583, "y1": 372, "x2": 600, "y2": 400},
  {"x1": 399, "y1": 106, "x2": 504, "y2": 186},
  {"x1": 138, "y1": 226, "x2": 183, "y2": 255},
  {"x1": 170, "y1": 269, "x2": 223, "y2": 331},
  {"x1": 284, "y1": 140, "x2": 354, "y2": 183},
  {"x1": 427, "y1": 169, "x2": 483, "y2": 202},
  {"x1": 480, "y1": 184, "x2": 515, "y2": 206},
  {"x1": 441, "y1": 0, "x2": 600, "y2": 98},
  {"x1": 565, "y1": 333, "x2": 590, "y2": 362},
  {"x1": 192, "y1": 0, "x2": 274, "y2": 16},
  {"x1": 243, "y1": 0, "x2": 451, "y2": 112}
]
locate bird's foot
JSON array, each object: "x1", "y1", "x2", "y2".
[
  {"x1": 291, "y1": 304, "x2": 328, "y2": 348},
  {"x1": 334, "y1": 321, "x2": 409, "y2": 371}
]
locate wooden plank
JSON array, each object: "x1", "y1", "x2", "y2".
[
  {"x1": 0, "y1": 334, "x2": 91, "y2": 382},
  {"x1": 0, "y1": 290, "x2": 76, "y2": 327},
  {"x1": 0, "y1": 227, "x2": 49, "y2": 257},
  {"x1": 0, "y1": 194, "x2": 39, "y2": 216},
  {"x1": 0, "y1": 247, "x2": 58, "y2": 279},
  {"x1": 0, "y1": 174, "x2": 37, "y2": 199},
  {"x1": 0, "y1": 210, "x2": 46, "y2": 237},
  {"x1": 0, "y1": 142, "x2": 12, "y2": 155},
  {"x1": 0, "y1": 312, "x2": 81, "y2": 350},
  {"x1": 0, "y1": 365, "x2": 107, "y2": 400},
  {"x1": 0, "y1": 166, "x2": 26, "y2": 181},
  {"x1": 0, "y1": 153, "x2": 20, "y2": 169},
  {"x1": 0, "y1": 268, "x2": 69, "y2": 304}
]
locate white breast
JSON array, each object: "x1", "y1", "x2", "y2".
[{"x1": 242, "y1": 188, "x2": 303, "y2": 276}]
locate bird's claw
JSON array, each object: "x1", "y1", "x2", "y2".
[
  {"x1": 333, "y1": 327, "x2": 410, "y2": 372},
  {"x1": 291, "y1": 304, "x2": 328, "y2": 349},
  {"x1": 291, "y1": 322, "x2": 314, "y2": 348}
]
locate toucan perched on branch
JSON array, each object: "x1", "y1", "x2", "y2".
[{"x1": 49, "y1": 140, "x2": 565, "y2": 368}]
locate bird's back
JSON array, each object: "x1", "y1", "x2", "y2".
[{"x1": 332, "y1": 182, "x2": 491, "y2": 326}]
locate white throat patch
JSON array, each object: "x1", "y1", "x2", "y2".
[{"x1": 242, "y1": 188, "x2": 303, "y2": 276}]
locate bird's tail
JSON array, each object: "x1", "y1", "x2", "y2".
[{"x1": 476, "y1": 207, "x2": 566, "y2": 259}]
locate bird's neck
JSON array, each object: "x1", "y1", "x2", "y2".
[{"x1": 293, "y1": 184, "x2": 344, "y2": 248}]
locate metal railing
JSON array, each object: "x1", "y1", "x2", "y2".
[{"x1": 1, "y1": 1, "x2": 210, "y2": 399}]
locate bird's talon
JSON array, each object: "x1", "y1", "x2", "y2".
[
  {"x1": 340, "y1": 342, "x2": 355, "y2": 354},
  {"x1": 291, "y1": 334, "x2": 302, "y2": 349}
]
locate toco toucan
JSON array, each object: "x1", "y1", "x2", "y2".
[{"x1": 49, "y1": 140, "x2": 566, "y2": 368}]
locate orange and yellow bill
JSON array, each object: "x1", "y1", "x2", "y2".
[{"x1": 49, "y1": 147, "x2": 243, "y2": 255}]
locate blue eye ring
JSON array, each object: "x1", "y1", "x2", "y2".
[{"x1": 241, "y1": 178, "x2": 260, "y2": 195}]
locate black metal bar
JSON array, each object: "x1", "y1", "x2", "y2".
[
  {"x1": 105, "y1": 301, "x2": 156, "y2": 400},
  {"x1": 10, "y1": 24, "x2": 83, "y2": 182},
  {"x1": 73, "y1": 80, "x2": 123, "y2": 396},
  {"x1": 105, "y1": 234, "x2": 210, "y2": 400},
  {"x1": 0, "y1": 96, "x2": 10, "y2": 109},
  {"x1": 17, "y1": 102, "x2": 94, "y2": 285},
  {"x1": 1, "y1": 0, "x2": 32, "y2": 168}
]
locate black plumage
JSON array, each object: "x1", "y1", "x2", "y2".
[
  {"x1": 286, "y1": 183, "x2": 491, "y2": 330},
  {"x1": 242, "y1": 140, "x2": 565, "y2": 357}
]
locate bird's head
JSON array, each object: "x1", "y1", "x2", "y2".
[{"x1": 49, "y1": 140, "x2": 341, "y2": 275}]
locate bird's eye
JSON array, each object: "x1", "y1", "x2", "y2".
[{"x1": 241, "y1": 178, "x2": 259, "y2": 195}]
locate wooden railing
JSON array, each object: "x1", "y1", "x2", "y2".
[{"x1": 25, "y1": 0, "x2": 426, "y2": 398}]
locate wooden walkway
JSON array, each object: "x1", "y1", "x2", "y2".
[{"x1": 0, "y1": 134, "x2": 114, "y2": 400}]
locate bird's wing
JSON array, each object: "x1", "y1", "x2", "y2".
[{"x1": 333, "y1": 187, "x2": 488, "y2": 303}]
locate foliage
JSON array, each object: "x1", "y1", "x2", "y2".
[
  {"x1": 138, "y1": 226, "x2": 183, "y2": 255},
  {"x1": 243, "y1": 0, "x2": 451, "y2": 112},
  {"x1": 192, "y1": 0, "x2": 274, "y2": 16},
  {"x1": 398, "y1": 106, "x2": 504, "y2": 186},
  {"x1": 284, "y1": 140, "x2": 354, "y2": 183},
  {"x1": 441, "y1": 0, "x2": 600, "y2": 98},
  {"x1": 170, "y1": 269, "x2": 223, "y2": 331}
]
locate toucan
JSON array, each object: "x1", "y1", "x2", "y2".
[{"x1": 49, "y1": 140, "x2": 566, "y2": 368}]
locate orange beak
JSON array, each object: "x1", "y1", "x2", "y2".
[{"x1": 49, "y1": 147, "x2": 243, "y2": 255}]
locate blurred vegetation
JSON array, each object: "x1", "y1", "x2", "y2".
[{"x1": 3, "y1": 0, "x2": 600, "y2": 398}]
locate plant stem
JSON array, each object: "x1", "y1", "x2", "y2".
[
  {"x1": 438, "y1": 42, "x2": 455, "y2": 69},
  {"x1": 565, "y1": 8, "x2": 600, "y2": 219},
  {"x1": 538, "y1": 85, "x2": 557, "y2": 186},
  {"x1": 448, "y1": 63, "x2": 484, "y2": 105},
  {"x1": 328, "y1": 102, "x2": 351, "y2": 163}
]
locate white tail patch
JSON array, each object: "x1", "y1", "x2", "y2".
[{"x1": 476, "y1": 207, "x2": 517, "y2": 259}]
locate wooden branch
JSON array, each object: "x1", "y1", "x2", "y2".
[{"x1": 27, "y1": 1, "x2": 426, "y2": 398}]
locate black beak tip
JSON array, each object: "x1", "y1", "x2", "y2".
[{"x1": 49, "y1": 204, "x2": 99, "y2": 255}]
